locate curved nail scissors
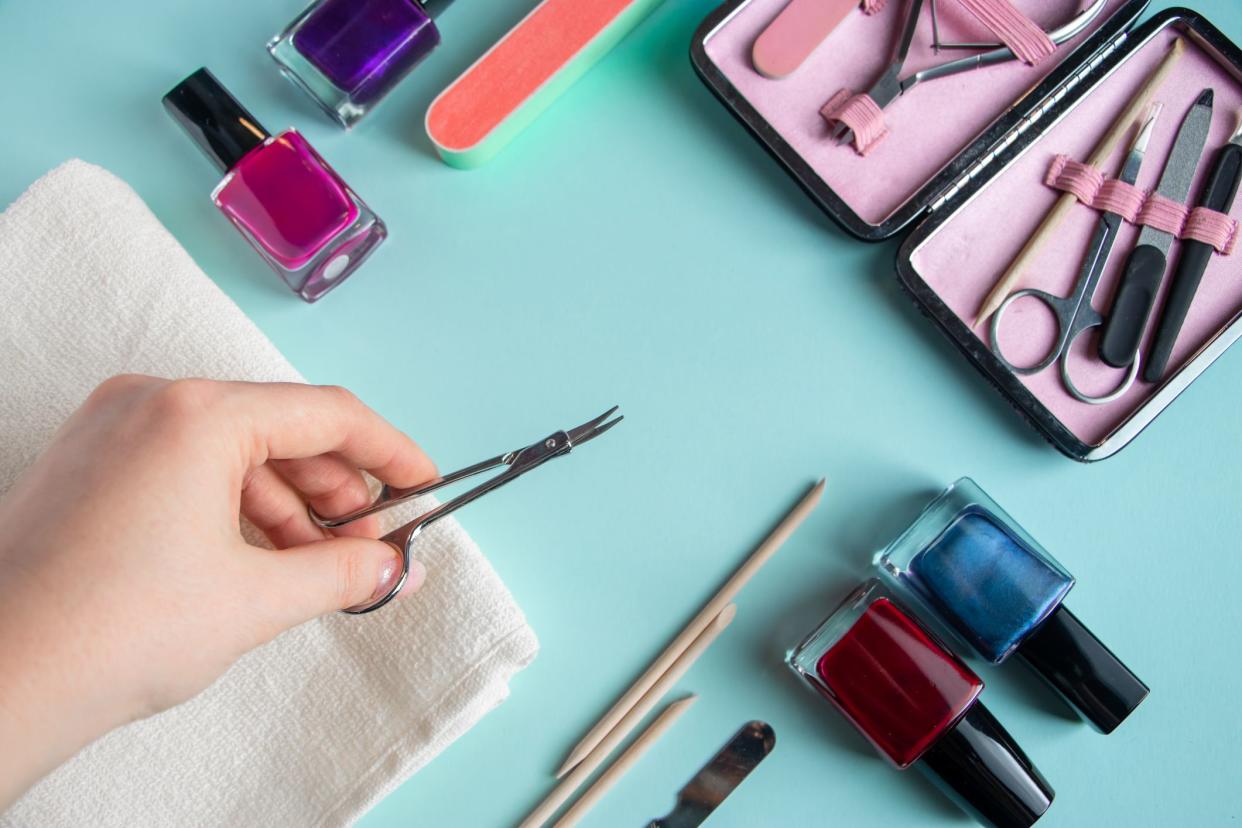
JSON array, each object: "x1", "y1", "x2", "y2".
[
  {"x1": 833, "y1": 0, "x2": 1107, "y2": 145},
  {"x1": 313, "y1": 406, "x2": 622, "y2": 614},
  {"x1": 990, "y1": 112, "x2": 1157, "y2": 405}
]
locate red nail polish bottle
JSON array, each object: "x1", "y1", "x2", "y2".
[{"x1": 789, "y1": 580, "x2": 1054, "y2": 828}]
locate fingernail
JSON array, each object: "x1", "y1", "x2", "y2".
[
  {"x1": 401, "y1": 559, "x2": 427, "y2": 597},
  {"x1": 370, "y1": 553, "x2": 403, "y2": 604}
]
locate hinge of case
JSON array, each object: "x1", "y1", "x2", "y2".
[{"x1": 928, "y1": 29, "x2": 1129, "y2": 213}]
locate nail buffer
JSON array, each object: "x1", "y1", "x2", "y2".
[
  {"x1": 1099, "y1": 89, "x2": 1214, "y2": 368},
  {"x1": 425, "y1": 0, "x2": 663, "y2": 169},
  {"x1": 752, "y1": 0, "x2": 858, "y2": 79},
  {"x1": 647, "y1": 721, "x2": 775, "y2": 828}
]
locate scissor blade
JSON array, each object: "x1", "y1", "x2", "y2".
[
  {"x1": 1136, "y1": 89, "x2": 1214, "y2": 254},
  {"x1": 565, "y1": 405, "x2": 622, "y2": 447},
  {"x1": 648, "y1": 722, "x2": 775, "y2": 828},
  {"x1": 1072, "y1": 112, "x2": 1157, "y2": 304}
]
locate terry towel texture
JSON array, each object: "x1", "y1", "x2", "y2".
[{"x1": 0, "y1": 160, "x2": 539, "y2": 827}]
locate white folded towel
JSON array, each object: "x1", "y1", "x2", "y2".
[{"x1": 0, "y1": 160, "x2": 538, "y2": 827}]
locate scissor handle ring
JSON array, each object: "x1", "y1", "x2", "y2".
[
  {"x1": 990, "y1": 288, "x2": 1073, "y2": 376},
  {"x1": 1059, "y1": 324, "x2": 1140, "y2": 406},
  {"x1": 341, "y1": 531, "x2": 416, "y2": 615}
]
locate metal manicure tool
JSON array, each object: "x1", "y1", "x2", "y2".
[
  {"x1": 313, "y1": 406, "x2": 622, "y2": 614},
  {"x1": 832, "y1": 0, "x2": 1106, "y2": 145},
  {"x1": 1098, "y1": 89, "x2": 1214, "y2": 369},
  {"x1": 647, "y1": 721, "x2": 775, "y2": 828},
  {"x1": 990, "y1": 110, "x2": 1159, "y2": 405}
]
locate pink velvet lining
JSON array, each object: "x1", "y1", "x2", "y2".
[
  {"x1": 703, "y1": 0, "x2": 1131, "y2": 225},
  {"x1": 910, "y1": 30, "x2": 1242, "y2": 446}
]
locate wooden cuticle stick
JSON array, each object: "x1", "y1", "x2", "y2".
[
  {"x1": 551, "y1": 696, "x2": 698, "y2": 828},
  {"x1": 520, "y1": 605, "x2": 737, "y2": 828},
  {"x1": 554, "y1": 478, "x2": 826, "y2": 779}
]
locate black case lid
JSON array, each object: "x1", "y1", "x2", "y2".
[
  {"x1": 163, "y1": 68, "x2": 270, "y2": 174},
  {"x1": 1017, "y1": 604, "x2": 1149, "y2": 734},
  {"x1": 921, "y1": 702, "x2": 1055, "y2": 828}
]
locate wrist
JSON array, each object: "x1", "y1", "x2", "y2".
[{"x1": 0, "y1": 579, "x2": 131, "y2": 810}]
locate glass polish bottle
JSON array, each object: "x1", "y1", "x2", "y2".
[
  {"x1": 163, "y1": 68, "x2": 385, "y2": 302},
  {"x1": 789, "y1": 581, "x2": 1054, "y2": 828},
  {"x1": 875, "y1": 478, "x2": 1148, "y2": 734},
  {"x1": 268, "y1": 0, "x2": 453, "y2": 128}
]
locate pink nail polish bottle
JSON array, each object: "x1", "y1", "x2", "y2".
[{"x1": 164, "y1": 68, "x2": 386, "y2": 302}]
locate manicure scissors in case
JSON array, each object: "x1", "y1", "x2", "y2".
[
  {"x1": 313, "y1": 406, "x2": 623, "y2": 614},
  {"x1": 990, "y1": 112, "x2": 1157, "y2": 405},
  {"x1": 832, "y1": 0, "x2": 1107, "y2": 145}
]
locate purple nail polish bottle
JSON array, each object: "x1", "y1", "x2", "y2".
[{"x1": 268, "y1": 0, "x2": 453, "y2": 128}]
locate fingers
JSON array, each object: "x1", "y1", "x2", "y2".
[
  {"x1": 239, "y1": 464, "x2": 328, "y2": 549},
  {"x1": 252, "y1": 536, "x2": 427, "y2": 630},
  {"x1": 270, "y1": 454, "x2": 382, "y2": 540},
  {"x1": 217, "y1": 382, "x2": 436, "y2": 489}
]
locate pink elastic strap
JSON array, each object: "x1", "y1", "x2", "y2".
[
  {"x1": 1093, "y1": 180, "x2": 1145, "y2": 222},
  {"x1": 1046, "y1": 155, "x2": 1142, "y2": 220},
  {"x1": 861, "y1": 0, "x2": 887, "y2": 14},
  {"x1": 1185, "y1": 207, "x2": 1239, "y2": 256},
  {"x1": 1045, "y1": 155, "x2": 1239, "y2": 255},
  {"x1": 956, "y1": 0, "x2": 1056, "y2": 65},
  {"x1": 821, "y1": 89, "x2": 889, "y2": 156},
  {"x1": 1137, "y1": 193, "x2": 1190, "y2": 236},
  {"x1": 1045, "y1": 154, "x2": 1102, "y2": 203}
]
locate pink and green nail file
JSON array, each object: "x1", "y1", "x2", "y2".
[{"x1": 426, "y1": 0, "x2": 664, "y2": 169}]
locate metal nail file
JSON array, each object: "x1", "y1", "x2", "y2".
[
  {"x1": 1144, "y1": 115, "x2": 1242, "y2": 383},
  {"x1": 647, "y1": 721, "x2": 775, "y2": 828},
  {"x1": 1099, "y1": 89, "x2": 1214, "y2": 368}
]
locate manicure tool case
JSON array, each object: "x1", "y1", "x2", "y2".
[{"x1": 692, "y1": 2, "x2": 1242, "y2": 460}]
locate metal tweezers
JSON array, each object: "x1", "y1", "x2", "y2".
[
  {"x1": 833, "y1": 0, "x2": 1107, "y2": 145},
  {"x1": 312, "y1": 406, "x2": 623, "y2": 614}
]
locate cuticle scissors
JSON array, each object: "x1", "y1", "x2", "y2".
[
  {"x1": 990, "y1": 111, "x2": 1158, "y2": 405},
  {"x1": 833, "y1": 0, "x2": 1108, "y2": 145},
  {"x1": 313, "y1": 406, "x2": 623, "y2": 615}
]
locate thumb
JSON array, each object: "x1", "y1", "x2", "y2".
[{"x1": 259, "y1": 536, "x2": 427, "y2": 627}]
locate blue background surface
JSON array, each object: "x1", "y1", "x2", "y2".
[{"x1": 3, "y1": 1, "x2": 1240, "y2": 824}]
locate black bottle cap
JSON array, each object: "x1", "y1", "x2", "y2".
[
  {"x1": 1016, "y1": 604, "x2": 1149, "y2": 734},
  {"x1": 920, "y1": 702, "x2": 1055, "y2": 828},
  {"x1": 416, "y1": 0, "x2": 453, "y2": 19},
  {"x1": 163, "y1": 68, "x2": 270, "y2": 174}
]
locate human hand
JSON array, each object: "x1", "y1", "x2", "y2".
[{"x1": 0, "y1": 376, "x2": 436, "y2": 807}]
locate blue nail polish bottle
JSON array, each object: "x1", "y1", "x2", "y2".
[{"x1": 875, "y1": 478, "x2": 1148, "y2": 734}]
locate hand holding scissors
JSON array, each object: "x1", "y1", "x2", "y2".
[{"x1": 990, "y1": 110, "x2": 1158, "y2": 404}]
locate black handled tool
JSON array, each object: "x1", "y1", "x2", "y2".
[
  {"x1": 647, "y1": 721, "x2": 774, "y2": 828},
  {"x1": 1144, "y1": 118, "x2": 1242, "y2": 383},
  {"x1": 1099, "y1": 89, "x2": 1214, "y2": 368}
]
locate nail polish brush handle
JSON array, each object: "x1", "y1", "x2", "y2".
[{"x1": 1144, "y1": 141, "x2": 1242, "y2": 382}]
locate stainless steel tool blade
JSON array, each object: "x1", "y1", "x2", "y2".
[{"x1": 647, "y1": 721, "x2": 775, "y2": 828}]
